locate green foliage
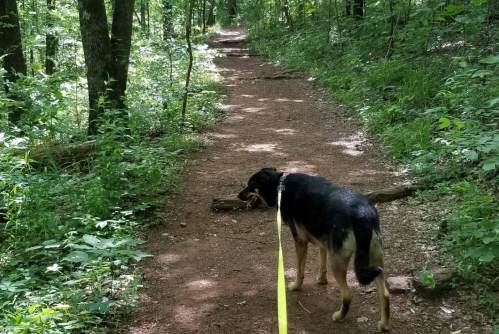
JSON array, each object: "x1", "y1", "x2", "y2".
[{"x1": 0, "y1": 1, "x2": 224, "y2": 332}]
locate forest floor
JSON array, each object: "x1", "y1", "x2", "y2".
[{"x1": 113, "y1": 29, "x2": 493, "y2": 334}]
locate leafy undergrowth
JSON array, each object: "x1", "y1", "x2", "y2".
[
  {"x1": 245, "y1": 20, "x2": 499, "y2": 317},
  {"x1": 0, "y1": 37, "x2": 224, "y2": 333}
]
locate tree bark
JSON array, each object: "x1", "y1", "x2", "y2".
[
  {"x1": 46, "y1": 0, "x2": 57, "y2": 75},
  {"x1": 163, "y1": 0, "x2": 174, "y2": 39},
  {"x1": 206, "y1": 0, "x2": 216, "y2": 26},
  {"x1": 0, "y1": 0, "x2": 28, "y2": 124},
  {"x1": 77, "y1": 0, "x2": 134, "y2": 136},
  {"x1": 181, "y1": 0, "x2": 194, "y2": 123},
  {"x1": 353, "y1": 0, "x2": 364, "y2": 18},
  {"x1": 140, "y1": 0, "x2": 146, "y2": 32},
  {"x1": 77, "y1": 0, "x2": 117, "y2": 136},
  {"x1": 228, "y1": 0, "x2": 236, "y2": 21},
  {"x1": 110, "y1": 0, "x2": 135, "y2": 111}
]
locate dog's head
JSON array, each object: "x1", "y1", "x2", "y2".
[{"x1": 238, "y1": 168, "x2": 283, "y2": 209}]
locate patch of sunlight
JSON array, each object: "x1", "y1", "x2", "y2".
[
  {"x1": 157, "y1": 253, "x2": 183, "y2": 265},
  {"x1": 329, "y1": 132, "x2": 368, "y2": 156},
  {"x1": 240, "y1": 94, "x2": 256, "y2": 98},
  {"x1": 210, "y1": 133, "x2": 238, "y2": 139},
  {"x1": 220, "y1": 104, "x2": 241, "y2": 111},
  {"x1": 274, "y1": 98, "x2": 304, "y2": 103},
  {"x1": 186, "y1": 279, "x2": 216, "y2": 289},
  {"x1": 174, "y1": 303, "x2": 216, "y2": 329},
  {"x1": 129, "y1": 321, "x2": 159, "y2": 334},
  {"x1": 242, "y1": 107, "x2": 266, "y2": 113},
  {"x1": 280, "y1": 161, "x2": 317, "y2": 175},
  {"x1": 237, "y1": 143, "x2": 277, "y2": 152},
  {"x1": 274, "y1": 128, "x2": 296, "y2": 135}
]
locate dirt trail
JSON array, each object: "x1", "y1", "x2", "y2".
[{"x1": 116, "y1": 30, "x2": 492, "y2": 334}]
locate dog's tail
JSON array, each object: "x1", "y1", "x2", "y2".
[{"x1": 353, "y1": 217, "x2": 383, "y2": 285}]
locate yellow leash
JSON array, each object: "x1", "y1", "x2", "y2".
[{"x1": 276, "y1": 178, "x2": 287, "y2": 334}]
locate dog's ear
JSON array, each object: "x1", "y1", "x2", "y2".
[
  {"x1": 258, "y1": 170, "x2": 270, "y2": 183},
  {"x1": 260, "y1": 167, "x2": 277, "y2": 172}
]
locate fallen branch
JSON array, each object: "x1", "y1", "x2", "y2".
[
  {"x1": 11, "y1": 141, "x2": 96, "y2": 169},
  {"x1": 299, "y1": 300, "x2": 312, "y2": 314},
  {"x1": 212, "y1": 183, "x2": 429, "y2": 211}
]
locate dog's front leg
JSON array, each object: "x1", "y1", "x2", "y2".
[{"x1": 288, "y1": 240, "x2": 308, "y2": 291}]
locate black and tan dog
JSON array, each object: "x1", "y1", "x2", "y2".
[{"x1": 238, "y1": 168, "x2": 390, "y2": 331}]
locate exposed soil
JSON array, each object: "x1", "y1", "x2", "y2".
[{"x1": 114, "y1": 30, "x2": 493, "y2": 334}]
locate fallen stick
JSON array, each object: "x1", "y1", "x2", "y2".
[
  {"x1": 299, "y1": 300, "x2": 312, "y2": 314},
  {"x1": 212, "y1": 183, "x2": 428, "y2": 211}
]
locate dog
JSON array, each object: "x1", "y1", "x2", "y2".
[{"x1": 238, "y1": 168, "x2": 390, "y2": 332}]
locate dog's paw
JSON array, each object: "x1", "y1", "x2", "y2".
[
  {"x1": 287, "y1": 282, "x2": 302, "y2": 291},
  {"x1": 332, "y1": 311, "x2": 346, "y2": 323},
  {"x1": 377, "y1": 320, "x2": 390, "y2": 332},
  {"x1": 316, "y1": 276, "x2": 328, "y2": 285}
]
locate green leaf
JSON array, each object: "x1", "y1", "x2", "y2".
[
  {"x1": 479, "y1": 252, "x2": 494, "y2": 262},
  {"x1": 453, "y1": 119, "x2": 465, "y2": 129},
  {"x1": 439, "y1": 117, "x2": 451, "y2": 129},
  {"x1": 481, "y1": 220, "x2": 494, "y2": 229},
  {"x1": 479, "y1": 55, "x2": 499, "y2": 64},
  {"x1": 464, "y1": 150, "x2": 478, "y2": 160},
  {"x1": 482, "y1": 237, "x2": 495, "y2": 244},
  {"x1": 472, "y1": 69, "x2": 493, "y2": 78},
  {"x1": 82, "y1": 235, "x2": 100, "y2": 247},
  {"x1": 63, "y1": 251, "x2": 89, "y2": 263},
  {"x1": 30, "y1": 63, "x2": 42, "y2": 70},
  {"x1": 483, "y1": 163, "x2": 496, "y2": 171},
  {"x1": 54, "y1": 91, "x2": 64, "y2": 100}
]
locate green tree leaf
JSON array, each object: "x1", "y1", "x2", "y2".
[
  {"x1": 464, "y1": 150, "x2": 478, "y2": 160},
  {"x1": 439, "y1": 117, "x2": 451, "y2": 129}
]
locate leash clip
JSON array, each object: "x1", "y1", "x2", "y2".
[{"x1": 277, "y1": 175, "x2": 286, "y2": 193}]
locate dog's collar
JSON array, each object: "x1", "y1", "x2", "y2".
[{"x1": 277, "y1": 175, "x2": 286, "y2": 192}]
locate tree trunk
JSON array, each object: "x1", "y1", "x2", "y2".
[
  {"x1": 140, "y1": 0, "x2": 146, "y2": 32},
  {"x1": 110, "y1": 0, "x2": 135, "y2": 111},
  {"x1": 353, "y1": 0, "x2": 363, "y2": 18},
  {"x1": 345, "y1": 0, "x2": 351, "y2": 16},
  {"x1": 46, "y1": 0, "x2": 57, "y2": 75},
  {"x1": 78, "y1": 0, "x2": 135, "y2": 136},
  {"x1": 181, "y1": 0, "x2": 194, "y2": 123},
  {"x1": 206, "y1": 0, "x2": 216, "y2": 25},
  {"x1": 77, "y1": 0, "x2": 117, "y2": 136},
  {"x1": 202, "y1": 0, "x2": 207, "y2": 33},
  {"x1": 163, "y1": 0, "x2": 173, "y2": 39},
  {"x1": 0, "y1": 0, "x2": 28, "y2": 124},
  {"x1": 228, "y1": 0, "x2": 236, "y2": 21}
]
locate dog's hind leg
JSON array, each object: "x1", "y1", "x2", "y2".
[
  {"x1": 370, "y1": 249, "x2": 391, "y2": 331},
  {"x1": 317, "y1": 247, "x2": 328, "y2": 284},
  {"x1": 288, "y1": 240, "x2": 308, "y2": 291},
  {"x1": 330, "y1": 254, "x2": 353, "y2": 322}
]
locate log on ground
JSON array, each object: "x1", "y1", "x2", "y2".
[{"x1": 212, "y1": 183, "x2": 428, "y2": 211}]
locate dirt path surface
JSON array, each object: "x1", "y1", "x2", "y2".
[{"x1": 116, "y1": 30, "x2": 493, "y2": 334}]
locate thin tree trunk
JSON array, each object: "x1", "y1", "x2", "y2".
[
  {"x1": 228, "y1": 0, "x2": 236, "y2": 21},
  {"x1": 202, "y1": 0, "x2": 207, "y2": 33},
  {"x1": 163, "y1": 0, "x2": 173, "y2": 39},
  {"x1": 141, "y1": 0, "x2": 146, "y2": 32},
  {"x1": 0, "y1": 0, "x2": 28, "y2": 124},
  {"x1": 206, "y1": 0, "x2": 216, "y2": 25},
  {"x1": 110, "y1": 0, "x2": 135, "y2": 111},
  {"x1": 46, "y1": 0, "x2": 57, "y2": 75},
  {"x1": 181, "y1": 0, "x2": 194, "y2": 123}
]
